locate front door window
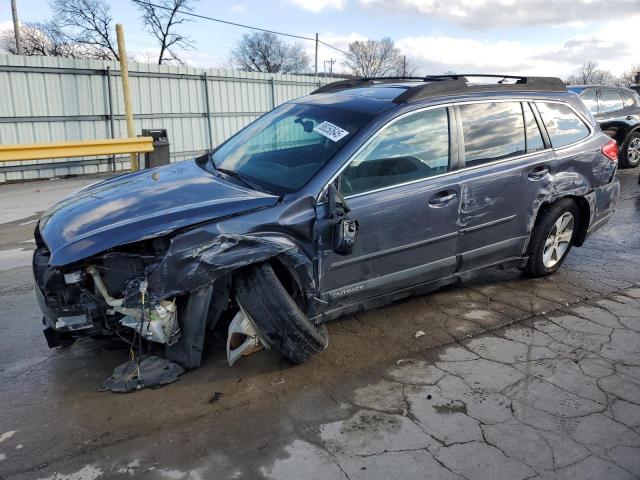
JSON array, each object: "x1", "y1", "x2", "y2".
[{"x1": 339, "y1": 108, "x2": 450, "y2": 196}]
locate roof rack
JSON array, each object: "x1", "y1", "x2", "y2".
[
  {"x1": 311, "y1": 75, "x2": 567, "y2": 104},
  {"x1": 311, "y1": 77, "x2": 428, "y2": 95}
]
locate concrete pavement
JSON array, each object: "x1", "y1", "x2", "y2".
[{"x1": 0, "y1": 170, "x2": 639, "y2": 479}]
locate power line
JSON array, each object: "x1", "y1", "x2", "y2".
[
  {"x1": 318, "y1": 40, "x2": 350, "y2": 58},
  {"x1": 131, "y1": 0, "x2": 352, "y2": 58}
]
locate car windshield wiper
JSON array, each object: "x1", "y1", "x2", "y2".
[{"x1": 213, "y1": 165, "x2": 271, "y2": 194}]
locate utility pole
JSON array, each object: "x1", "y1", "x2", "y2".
[
  {"x1": 11, "y1": 0, "x2": 22, "y2": 55},
  {"x1": 116, "y1": 24, "x2": 138, "y2": 171},
  {"x1": 314, "y1": 33, "x2": 319, "y2": 80},
  {"x1": 327, "y1": 58, "x2": 335, "y2": 79},
  {"x1": 402, "y1": 56, "x2": 406, "y2": 77}
]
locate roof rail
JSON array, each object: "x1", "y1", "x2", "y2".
[
  {"x1": 311, "y1": 74, "x2": 567, "y2": 104},
  {"x1": 311, "y1": 77, "x2": 427, "y2": 94},
  {"x1": 395, "y1": 75, "x2": 567, "y2": 104}
]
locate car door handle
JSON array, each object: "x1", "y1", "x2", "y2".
[
  {"x1": 528, "y1": 166, "x2": 550, "y2": 181},
  {"x1": 428, "y1": 192, "x2": 457, "y2": 208}
]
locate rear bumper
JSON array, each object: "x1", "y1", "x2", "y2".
[{"x1": 586, "y1": 177, "x2": 620, "y2": 236}]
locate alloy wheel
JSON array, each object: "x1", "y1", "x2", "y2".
[
  {"x1": 543, "y1": 212, "x2": 574, "y2": 268},
  {"x1": 628, "y1": 137, "x2": 640, "y2": 165}
]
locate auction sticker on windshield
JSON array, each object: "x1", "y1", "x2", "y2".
[{"x1": 314, "y1": 121, "x2": 350, "y2": 142}]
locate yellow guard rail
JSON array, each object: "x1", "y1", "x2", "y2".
[{"x1": 0, "y1": 137, "x2": 153, "y2": 163}]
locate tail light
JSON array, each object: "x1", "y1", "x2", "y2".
[{"x1": 601, "y1": 139, "x2": 618, "y2": 163}]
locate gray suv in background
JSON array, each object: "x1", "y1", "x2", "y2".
[{"x1": 34, "y1": 75, "x2": 620, "y2": 376}]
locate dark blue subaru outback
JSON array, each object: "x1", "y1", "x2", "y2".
[{"x1": 33, "y1": 75, "x2": 620, "y2": 370}]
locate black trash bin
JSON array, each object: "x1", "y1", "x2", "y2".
[{"x1": 142, "y1": 129, "x2": 170, "y2": 169}]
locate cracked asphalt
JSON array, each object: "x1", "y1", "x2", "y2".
[{"x1": 0, "y1": 169, "x2": 639, "y2": 480}]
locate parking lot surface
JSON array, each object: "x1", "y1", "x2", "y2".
[{"x1": 0, "y1": 169, "x2": 639, "y2": 479}]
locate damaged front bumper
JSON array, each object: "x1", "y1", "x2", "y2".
[
  {"x1": 32, "y1": 236, "x2": 182, "y2": 349},
  {"x1": 34, "y1": 246, "x2": 102, "y2": 347}
]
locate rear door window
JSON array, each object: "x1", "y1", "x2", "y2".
[
  {"x1": 459, "y1": 102, "x2": 526, "y2": 167},
  {"x1": 524, "y1": 103, "x2": 545, "y2": 153},
  {"x1": 536, "y1": 102, "x2": 590, "y2": 148},
  {"x1": 580, "y1": 89, "x2": 598, "y2": 114},
  {"x1": 339, "y1": 107, "x2": 449, "y2": 196},
  {"x1": 600, "y1": 89, "x2": 624, "y2": 113}
]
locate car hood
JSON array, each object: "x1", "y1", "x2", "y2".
[{"x1": 39, "y1": 160, "x2": 279, "y2": 266}]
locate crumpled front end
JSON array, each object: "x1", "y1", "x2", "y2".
[
  {"x1": 32, "y1": 227, "x2": 173, "y2": 348},
  {"x1": 32, "y1": 216, "x2": 319, "y2": 371}
]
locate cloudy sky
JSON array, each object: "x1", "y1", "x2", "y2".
[{"x1": 2, "y1": 0, "x2": 638, "y2": 77}]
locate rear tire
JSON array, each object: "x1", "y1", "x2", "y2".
[
  {"x1": 524, "y1": 199, "x2": 580, "y2": 278},
  {"x1": 236, "y1": 263, "x2": 328, "y2": 364},
  {"x1": 619, "y1": 131, "x2": 640, "y2": 168}
]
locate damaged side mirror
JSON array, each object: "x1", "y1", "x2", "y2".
[{"x1": 327, "y1": 184, "x2": 359, "y2": 256}]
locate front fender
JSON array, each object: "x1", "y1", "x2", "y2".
[{"x1": 144, "y1": 228, "x2": 317, "y2": 307}]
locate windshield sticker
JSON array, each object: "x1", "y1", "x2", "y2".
[{"x1": 314, "y1": 121, "x2": 349, "y2": 142}]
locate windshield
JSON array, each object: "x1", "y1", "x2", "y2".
[{"x1": 211, "y1": 103, "x2": 373, "y2": 194}]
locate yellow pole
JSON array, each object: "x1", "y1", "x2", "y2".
[{"x1": 116, "y1": 24, "x2": 138, "y2": 171}]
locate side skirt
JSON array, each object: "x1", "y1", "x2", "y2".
[{"x1": 312, "y1": 257, "x2": 526, "y2": 323}]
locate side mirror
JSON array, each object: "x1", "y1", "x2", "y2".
[{"x1": 327, "y1": 185, "x2": 358, "y2": 256}]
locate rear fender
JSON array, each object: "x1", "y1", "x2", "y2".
[
  {"x1": 523, "y1": 175, "x2": 619, "y2": 252},
  {"x1": 523, "y1": 170, "x2": 593, "y2": 254}
]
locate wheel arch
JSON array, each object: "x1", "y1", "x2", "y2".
[
  {"x1": 525, "y1": 193, "x2": 591, "y2": 254},
  {"x1": 621, "y1": 124, "x2": 640, "y2": 144}
]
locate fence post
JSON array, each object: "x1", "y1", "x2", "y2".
[
  {"x1": 202, "y1": 72, "x2": 214, "y2": 150},
  {"x1": 106, "y1": 66, "x2": 116, "y2": 172},
  {"x1": 270, "y1": 77, "x2": 276, "y2": 109},
  {"x1": 116, "y1": 24, "x2": 138, "y2": 171}
]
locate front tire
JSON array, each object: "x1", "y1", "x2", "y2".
[
  {"x1": 524, "y1": 199, "x2": 579, "y2": 278},
  {"x1": 620, "y1": 132, "x2": 640, "y2": 168},
  {"x1": 236, "y1": 263, "x2": 328, "y2": 364}
]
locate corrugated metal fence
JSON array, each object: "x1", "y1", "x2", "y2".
[{"x1": 0, "y1": 54, "x2": 338, "y2": 183}]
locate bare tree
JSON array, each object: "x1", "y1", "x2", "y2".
[
  {"x1": 617, "y1": 64, "x2": 640, "y2": 87},
  {"x1": 343, "y1": 38, "x2": 408, "y2": 77},
  {"x1": 565, "y1": 60, "x2": 616, "y2": 86},
  {"x1": 51, "y1": 0, "x2": 119, "y2": 60},
  {"x1": 229, "y1": 32, "x2": 310, "y2": 73},
  {"x1": 0, "y1": 22, "x2": 79, "y2": 57},
  {"x1": 132, "y1": 0, "x2": 195, "y2": 65}
]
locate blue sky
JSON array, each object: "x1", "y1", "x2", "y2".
[{"x1": 2, "y1": 0, "x2": 638, "y2": 76}]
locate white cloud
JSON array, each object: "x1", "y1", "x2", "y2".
[
  {"x1": 0, "y1": 20, "x2": 14, "y2": 32},
  {"x1": 290, "y1": 0, "x2": 346, "y2": 13},
  {"x1": 395, "y1": 13, "x2": 639, "y2": 78},
  {"x1": 231, "y1": 5, "x2": 247, "y2": 12},
  {"x1": 396, "y1": 36, "x2": 545, "y2": 75},
  {"x1": 359, "y1": 0, "x2": 640, "y2": 28}
]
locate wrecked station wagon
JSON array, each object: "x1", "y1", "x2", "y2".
[{"x1": 33, "y1": 74, "x2": 620, "y2": 370}]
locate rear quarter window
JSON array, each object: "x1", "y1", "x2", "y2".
[
  {"x1": 536, "y1": 102, "x2": 590, "y2": 148},
  {"x1": 621, "y1": 91, "x2": 637, "y2": 108}
]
